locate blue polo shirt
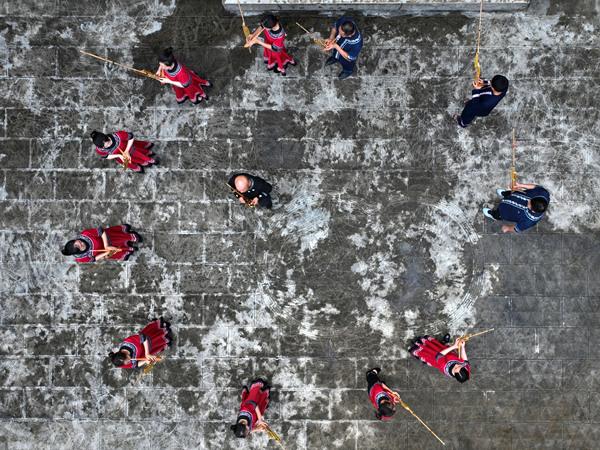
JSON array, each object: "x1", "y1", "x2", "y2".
[
  {"x1": 497, "y1": 186, "x2": 550, "y2": 233},
  {"x1": 333, "y1": 17, "x2": 363, "y2": 61}
]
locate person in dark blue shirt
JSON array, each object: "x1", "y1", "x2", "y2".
[
  {"x1": 483, "y1": 183, "x2": 550, "y2": 233},
  {"x1": 453, "y1": 75, "x2": 509, "y2": 127},
  {"x1": 324, "y1": 17, "x2": 363, "y2": 80}
]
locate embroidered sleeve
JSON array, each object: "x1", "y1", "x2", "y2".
[
  {"x1": 139, "y1": 334, "x2": 147, "y2": 344},
  {"x1": 345, "y1": 42, "x2": 361, "y2": 60},
  {"x1": 271, "y1": 42, "x2": 283, "y2": 52},
  {"x1": 346, "y1": 50, "x2": 358, "y2": 60},
  {"x1": 515, "y1": 214, "x2": 537, "y2": 233}
]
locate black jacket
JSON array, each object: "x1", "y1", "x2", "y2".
[{"x1": 227, "y1": 173, "x2": 272, "y2": 200}]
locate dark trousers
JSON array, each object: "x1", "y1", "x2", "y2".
[
  {"x1": 258, "y1": 194, "x2": 272, "y2": 209},
  {"x1": 458, "y1": 103, "x2": 477, "y2": 127},
  {"x1": 333, "y1": 51, "x2": 357, "y2": 75},
  {"x1": 366, "y1": 370, "x2": 380, "y2": 391}
]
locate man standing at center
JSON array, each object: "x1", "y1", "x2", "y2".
[
  {"x1": 324, "y1": 17, "x2": 363, "y2": 80},
  {"x1": 228, "y1": 173, "x2": 273, "y2": 209}
]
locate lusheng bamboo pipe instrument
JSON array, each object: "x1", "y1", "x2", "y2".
[
  {"x1": 510, "y1": 130, "x2": 526, "y2": 193},
  {"x1": 296, "y1": 22, "x2": 331, "y2": 52},
  {"x1": 259, "y1": 423, "x2": 286, "y2": 450},
  {"x1": 117, "y1": 351, "x2": 164, "y2": 410},
  {"x1": 237, "y1": 0, "x2": 252, "y2": 53},
  {"x1": 244, "y1": 27, "x2": 264, "y2": 48},
  {"x1": 227, "y1": 183, "x2": 255, "y2": 208},
  {"x1": 392, "y1": 394, "x2": 445, "y2": 446},
  {"x1": 457, "y1": 328, "x2": 494, "y2": 346},
  {"x1": 79, "y1": 50, "x2": 163, "y2": 82},
  {"x1": 131, "y1": 356, "x2": 163, "y2": 362},
  {"x1": 474, "y1": 0, "x2": 484, "y2": 84},
  {"x1": 85, "y1": 249, "x2": 119, "y2": 274},
  {"x1": 111, "y1": 162, "x2": 129, "y2": 193}
]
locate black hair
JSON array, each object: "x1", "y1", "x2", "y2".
[
  {"x1": 61, "y1": 240, "x2": 78, "y2": 256},
  {"x1": 90, "y1": 131, "x2": 109, "y2": 148},
  {"x1": 341, "y1": 21, "x2": 355, "y2": 35},
  {"x1": 109, "y1": 351, "x2": 127, "y2": 367},
  {"x1": 531, "y1": 197, "x2": 548, "y2": 213},
  {"x1": 454, "y1": 367, "x2": 470, "y2": 383},
  {"x1": 261, "y1": 14, "x2": 279, "y2": 29},
  {"x1": 158, "y1": 47, "x2": 176, "y2": 65},
  {"x1": 230, "y1": 422, "x2": 248, "y2": 438},
  {"x1": 375, "y1": 399, "x2": 396, "y2": 420},
  {"x1": 491, "y1": 75, "x2": 509, "y2": 92}
]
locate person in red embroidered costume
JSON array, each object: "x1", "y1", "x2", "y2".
[
  {"x1": 366, "y1": 368, "x2": 401, "y2": 420},
  {"x1": 91, "y1": 130, "x2": 156, "y2": 173},
  {"x1": 61, "y1": 225, "x2": 140, "y2": 263},
  {"x1": 410, "y1": 334, "x2": 470, "y2": 383},
  {"x1": 246, "y1": 14, "x2": 295, "y2": 76},
  {"x1": 108, "y1": 318, "x2": 171, "y2": 369},
  {"x1": 231, "y1": 379, "x2": 271, "y2": 438},
  {"x1": 156, "y1": 47, "x2": 211, "y2": 104}
]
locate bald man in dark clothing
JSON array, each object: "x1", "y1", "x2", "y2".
[{"x1": 228, "y1": 173, "x2": 273, "y2": 209}]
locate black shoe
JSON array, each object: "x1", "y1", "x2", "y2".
[
  {"x1": 133, "y1": 232, "x2": 143, "y2": 243},
  {"x1": 442, "y1": 334, "x2": 450, "y2": 345},
  {"x1": 326, "y1": 57, "x2": 336, "y2": 65},
  {"x1": 338, "y1": 72, "x2": 351, "y2": 80}
]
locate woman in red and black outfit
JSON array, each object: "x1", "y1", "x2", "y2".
[
  {"x1": 91, "y1": 130, "x2": 156, "y2": 173},
  {"x1": 366, "y1": 368, "x2": 400, "y2": 420},
  {"x1": 109, "y1": 318, "x2": 171, "y2": 368},
  {"x1": 231, "y1": 379, "x2": 271, "y2": 438},
  {"x1": 61, "y1": 225, "x2": 139, "y2": 263},
  {"x1": 410, "y1": 334, "x2": 470, "y2": 383},
  {"x1": 246, "y1": 14, "x2": 295, "y2": 76},
  {"x1": 156, "y1": 47, "x2": 211, "y2": 104}
]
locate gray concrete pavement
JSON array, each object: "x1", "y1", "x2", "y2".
[{"x1": 0, "y1": 0, "x2": 599, "y2": 448}]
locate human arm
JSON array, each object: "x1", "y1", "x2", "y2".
[
  {"x1": 458, "y1": 341, "x2": 468, "y2": 361},
  {"x1": 513, "y1": 182, "x2": 537, "y2": 190},
  {"x1": 248, "y1": 405, "x2": 267, "y2": 433},
  {"x1": 502, "y1": 225, "x2": 516, "y2": 233},
  {"x1": 324, "y1": 42, "x2": 351, "y2": 60},
  {"x1": 248, "y1": 25, "x2": 264, "y2": 41},
  {"x1": 159, "y1": 77, "x2": 184, "y2": 88},
  {"x1": 325, "y1": 26, "x2": 338, "y2": 44},
  {"x1": 439, "y1": 338, "x2": 461, "y2": 356},
  {"x1": 100, "y1": 232, "x2": 118, "y2": 252},
  {"x1": 246, "y1": 37, "x2": 273, "y2": 50},
  {"x1": 381, "y1": 383, "x2": 400, "y2": 401},
  {"x1": 123, "y1": 139, "x2": 134, "y2": 158},
  {"x1": 141, "y1": 338, "x2": 158, "y2": 363},
  {"x1": 472, "y1": 78, "x2": 490, "y2": 89}
]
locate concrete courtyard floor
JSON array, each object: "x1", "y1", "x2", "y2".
[{"x1": 1, "y1": 0, "x2": 599, "y2": 448}]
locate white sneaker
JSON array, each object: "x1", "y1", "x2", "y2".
[{"x1": 483, "y1": 208, "x2": 497, "y2": 221}]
